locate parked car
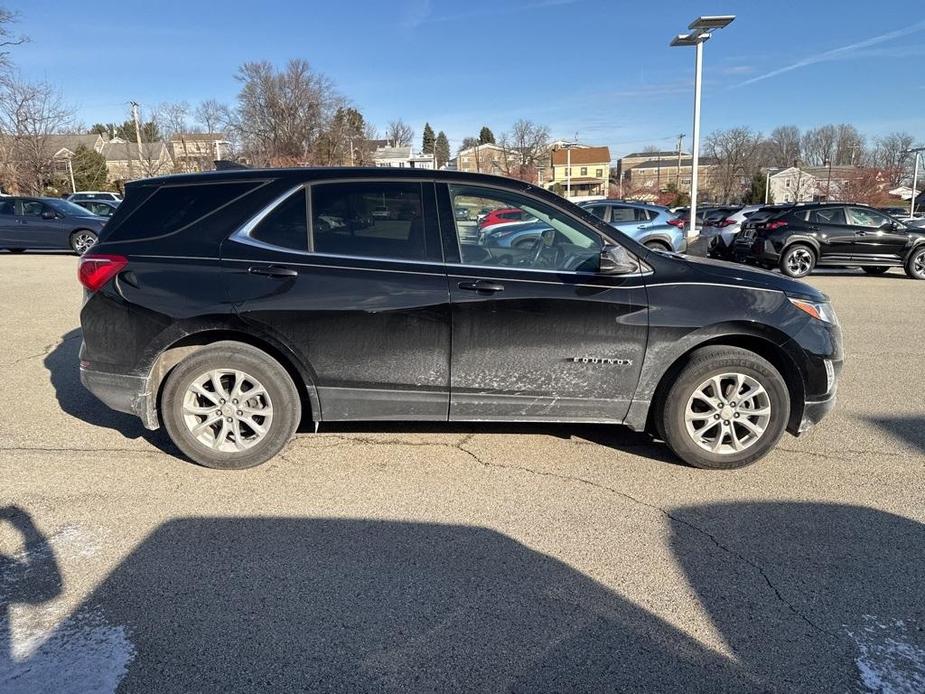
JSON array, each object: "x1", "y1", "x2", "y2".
[
  {"x1": 0, "y1": 197, "x2": 107, "y2": 254},
  {"x1": 578, "y1": 200, "x2": 687, "y2": 252},
  {"x1": 79, "y1": 167, "x2": 842, "y2": 471},
  {"x1": 74, "y1": 199, "x2": 121, "y2": 217},
  {"x1": 700, "y1": 205, "x2": 760, "y2": 258},
  {"x1": 478, "y1": 207, "x2": 536, "y2": 230},
  {"x1": 67, "y1": 191, "x2": 122, "y2": 202},
  {"x1": 877, "y1": 206, "x2": 911, "y2": 218},
  {"x1": 734, "y1": 202, "x2": 925, "y2": 279}
]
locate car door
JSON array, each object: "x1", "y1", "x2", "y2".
[
  {"x1": 606, "y1": 204, "x2": 648, "y2": 240},
  {"x1": 15, "y1": 200, "x2": 63, "y2": 249},
  {"x1": 0, "y1": 199, "x2": 17, "y2": 246},
  {"x1": 846, "y1": 207, "x2": 909, "y2": 261},
  {"x1": 805, "y1": 207, "x2": 853, "y2": 261},
  {"x1": 440, "y1": 183, "x2": 648, "y2": 422},
  {"x1": 222, "y1": 178, "x2": 451, "y2": 421}
]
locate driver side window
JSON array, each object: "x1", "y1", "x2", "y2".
[
  {"x1": 847, "y1": 207, "x2": 891, "y2": 229},
  {"x1": 448, "y1": 185, "x2": 602, "y2": 272}
]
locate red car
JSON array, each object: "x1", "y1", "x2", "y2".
[{"x1": 478, "y1": 208, "x2": 535, "y2": 229}]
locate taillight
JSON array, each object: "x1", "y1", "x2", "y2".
[
  {"x1": 78, "y1": 254, "x2": 127, "y2": 292},
  {"x1": 764, "y1": 220, "x2": 788, "y2": 230},
  {"x1": 667, "y1": 218, "x2": 685, "y2": 228},
  {"x1": 718, "y1": 218, "x2": 736, "y2": 227}
]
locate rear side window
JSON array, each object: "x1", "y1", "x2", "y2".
[
  {"x1": 251, "y1": 189, "x2": 308, "y2": 251},
  {"x1": 310, "y1": 182, "x2": 428, "y2": 261},
  {"x1": 120, "y1": 181, "x2": 260, "y2": 237},
  {"x1": 609, "y1": 206, "x2": 636, "y2": 223},
  {"x1": 808, "y1": 208, "x2": 846, "y2": 225}
]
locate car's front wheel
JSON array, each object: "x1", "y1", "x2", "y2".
[
  {"x1": 644, "y1": 240, "x2": 672, "y2": 252},
  {"x1": 905, "y1": 247, "x2": 925, "y2": 280},
  {"x1": 70, "y1": 230, "x2": 98, "y2": 255},
  {"x1": 659, "y1": 346, "x2": 790, "y2": 470},
  {"x1": 779, "y1": 244, "x2": 816, "y2": 278},
  {"x1": 160, "y1": 341, "x2": 301, "y2": 469}
]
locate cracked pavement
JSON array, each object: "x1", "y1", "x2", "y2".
[{"x1": 1, "y1": 255, "x2": 923, "y2": 692}]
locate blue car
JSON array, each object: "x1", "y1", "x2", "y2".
[
  {"x1": 0, "y1": 197, "x2": 107, "y2": 254},
  {"x1": 578, "y1": 200, "x2": 687, "y2": 252}
]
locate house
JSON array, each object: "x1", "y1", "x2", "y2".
[
  {"x1": 547, "y1": 145, "x2": 611, "y2": 198},
  {"x1": 888, "y1": 185, "x2": 920, "y2": 201},
  {"x1": 453, "y1": 143, "x2": 514, "y2": 175},
  {"x1": 618, "y1": 150, "x2": 689, "y2": 177},
  {"x1": 102, "y1": 140, "x2": 172, "y2": 183},
  {"x1": 372, "y1": 145, "x2": 434, "y2": 169},
  {"x1": 768, "y1": 165, "x2": 881, "y2": 203},
  {"x1": 169, "y1": 133, "x2": 229, "y2": 172},
  {"x1": 768, "y1": 167, "x2": 819, "y2": 203},
  {"x1": 623, "y1": 156, "x2": 719, "y2": 196}
]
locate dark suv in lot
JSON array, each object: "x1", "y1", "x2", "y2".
[
  {"x1": 734, "y1": 202, "x2": 925, "y2": 279},
  {"x1": 79, "y1": 168, "x2": 843, "y2": 471},
  {"x1": 0, "y1": 196, "x2": 106, "y2": 254}
]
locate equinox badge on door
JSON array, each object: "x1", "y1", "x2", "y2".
[{"x1": 569, "y1": 356, "x2": 633, "y2": 366}]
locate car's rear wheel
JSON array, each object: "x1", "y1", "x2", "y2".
[
  {"x1": 645, "y1": 240, "x2": 672, "y2": 252},
  {"x1": 862, "y1": 266, "x2": 889, "y2": 275},
  {"x1": 779, "y1": 244, "x2": 815, "y2": 278},
  {"x1": 160, "y1": 341, "x2": 301, "y2": 469},
  {"x1": 659, "y1": 346, "x2": 790, "y2": 470},
  {"x1": 70, "y1": 230, "x2": 98, "y2": 255},
  {"x1": 904, "y1": 247, "x2": 925, "y2": 280}
]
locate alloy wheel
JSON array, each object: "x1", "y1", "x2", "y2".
[
  {"x1": 685, "y1": 372, "x2": 772, "y2": 455},
  {"x1": 182, "y1": 369, "x2": 274, "y2": 452},
  {"x1": 786, "y1": 248, "x2": 813, "y2": 276},
  {"x1": 913, "y1": 250, "x2": 925, "y2": 278},
  {"x1": 72, "y1": 232, "x2": 97, "y2": 255}
]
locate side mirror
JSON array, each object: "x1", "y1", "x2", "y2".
[
  {"x1": 540, "y1": 227, "x2": 556, "y2": 247},
  {"x1": 41, "y1": 209, "x2": 56, "y2": 220},
  {"x1": 599, "y1": 243, "x2": 639, "y2": 275}
]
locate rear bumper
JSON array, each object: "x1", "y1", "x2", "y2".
[{"x1": 80, "y1": 366, "x2": 159, "y2": 430}]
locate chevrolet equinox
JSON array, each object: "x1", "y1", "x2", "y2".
[{"x1": 79, "y1": 168, "x2": 843, "y2": 470}]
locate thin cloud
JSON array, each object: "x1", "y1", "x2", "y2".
[
  {"x1": 735, "y1": 19, "x2": 925, "y2": 87},
  {"x1": 402, "y1": 0, "x2": 581, "y2": 29},
  {"x1": 722, "y1": 65, "x2": 753, "y2": 76}
]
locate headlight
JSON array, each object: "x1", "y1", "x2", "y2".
[{"x1": 788, "y1": 297, "x2": 838, "y2": 324}]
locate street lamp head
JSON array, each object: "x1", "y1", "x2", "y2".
[
  {"x1": 670, "y1": 32, "x2": 710, "y2": 47},
  {"x1": 689, "y1": 15, "x2": 736, "y2": 31}
]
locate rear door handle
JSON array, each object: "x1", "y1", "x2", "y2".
[
  {"x1": 458, "y1": 280, "x2": 505, "y2": 293},
  {"x1": 248, "y1": 265, "x2": 298, "y2": 278}
]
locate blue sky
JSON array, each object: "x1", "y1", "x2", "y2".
[{"x1": 11, "y1": 0, "x2": 925, "y2": 159}]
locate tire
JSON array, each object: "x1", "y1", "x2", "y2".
[
  {"x1": 779, "y1": 244, "x2": 815, "y2": 278},
  {"x1": 861, "y1": 266, "x2": 889, "y2": 275},
  {"x1": 160, "y1": 341, "x2": 301, "y2": 469},
  {"x1": 70, "y1": 229, "x2": 98, "y2": 255},
  {"x1": 659, "y1": 346, "x2": 790, "y2": 470},
  {"x1": 645, "y1": 240, "x2": 672, "y2": 252},
  {"x1": 904, "y1": 246, "x2": 925, "y2": 280}
]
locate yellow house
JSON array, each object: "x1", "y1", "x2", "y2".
[{"x1": 548, "y1": 146, "x2": 611, "y2": 198}]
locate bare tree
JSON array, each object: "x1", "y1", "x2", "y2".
[
  {"x1": 868, "y1": 132, "x2": 919, "y2": 186},
  {"x1": 0, "y1": 75, "x2": 73, "y2": 194},
  {"x1": 230, "y1": 59, "x2": 344, "y2": 166},
  {"x1": 159, "y1": 101, "x2": 192, "y2": 171},
  {"x1": 194, "y1": 99, "x2": 229, "y2": 135},
  {"x1": 0, "y1": 8, "x2": 27, "y2": 75},
  {"x1": 765, "y1": 126, "x2": 801, "y2": 167},
  {"x1": 499, "y1": 119, "x2": 550, "y2": 179},
  {"x1": 386, "y1": 119, "x2": 414, "y2": 147},
  {"x1": 703, "y1": 126, "x2": 763, "y2": 203},
  {"x1": 800, "y1": 124, "x2": 864, "y2": 166}
]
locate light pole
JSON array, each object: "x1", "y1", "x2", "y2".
[
  {"x1": 559, "y1": 142, "x2": 578, "y2": 198},
  {"x1": 670, "y1": 15, "x2": 735, "y2": 237},
  {"x1": 825, "y1": 159, "x2": 833, "y2": 201},
  {"x1": 908, "y1": 148, "x2": 924, "y2": 217}
]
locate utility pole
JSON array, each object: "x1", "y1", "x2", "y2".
[
  {"x1": 908, "y1": 148, "x2": 924, "y2": 218},
  {"x1": 676, "y1": 134, "x2": 685, "y2": 189},
  {"x1": 129, "y1": 101, "x2": 145, "y2": 178},
  {"x1": 66, "y1": 157, "x2": 76, "y2": 194}
]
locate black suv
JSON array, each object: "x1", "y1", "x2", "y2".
[
  {"x1": 734, "y1": 202, "x2": 925, "y2": 279},
  {"x1": 79, "y1": 168, "x2": 843, "y2": 470}
]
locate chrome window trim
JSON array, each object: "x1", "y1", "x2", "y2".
[
  {"x1": 222, "y1": 256, "x2": 445, "y2": 278},
  {"x1": 229, "y1": 184, "x2": 307, "y2": 251}
]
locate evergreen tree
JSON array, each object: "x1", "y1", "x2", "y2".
[
  {"x1": 70, "y1": 145, "x2": 109, "y2": 191},
  {"x1": 422, "y1": 122, "x2": 435, "y2": 154},
  {"x1": 435, "y1": 131, "x2": 450, "y2": 168},
  {"x1": 478, "y1": 126, "x2": 495, "y2": 145}
]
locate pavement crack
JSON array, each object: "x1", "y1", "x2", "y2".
[
  {"x1": 0, "y1": 333, "x2": 81, "y2": 369},
  {"x1": 0, "y1": 445, "x2": 163, "y2": 456}
]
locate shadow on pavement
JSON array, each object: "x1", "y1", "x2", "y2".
[
  {"x1": 3, "y1": 503, "x2": 923, "y2": 692},
  {"x1": 864, "y1": 415, "x2": 925, "y2": 455},
  {"x1": 44, "y1": 329, "x2": 177, "y2": 455}
]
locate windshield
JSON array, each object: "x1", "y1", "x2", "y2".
[{"x1": 47, "y1": 198, "x2": 97, "y2": 216}]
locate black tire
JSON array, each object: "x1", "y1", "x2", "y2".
[
  {"x1": 645, "y1": 240, "x2": 672, "y2": 252},
  {"x1": 659, "y1": 346, "x2": 790, "y2": 470},
  {"x1": 779, "y1": 244, "x2": 815, "y2": 278},
  {"x1": 160, "y1": 341, "x2": 301, "y2": 469},
  {"x1": 861, "y1": 266, "x2": 889, "y2": 275},
  {"x1": 70, "y1": 229, "x2": 98, "y2": 255},
  {"x1": 904, "y1": 246, "x2": 925, "y2": 280}
]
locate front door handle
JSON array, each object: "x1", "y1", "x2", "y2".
[
  {"x1": 248, "y1": 265, "x2": 298, "y2": 278},
  {"x1": 458, "y1": 280, "x2": 505, "y2": 293}
]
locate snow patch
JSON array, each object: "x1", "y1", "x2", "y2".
[{"x1": 846, "y1": 615, "x2": 925, "y2": 694}]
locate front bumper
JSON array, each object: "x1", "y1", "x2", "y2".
[
  {"x1": 80, "y1": 366, "x2": 159, "y2": 430},
  {"x1": 795, "y1": 391, "x2": 837, "y2": 434}
]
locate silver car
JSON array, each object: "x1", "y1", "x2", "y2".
[
  {"x1": 699, "y1": 205, "x2": 762, "y2": 258},
  {"x1": 578, "y1": 201, "x2": 687, "y2": 252}
]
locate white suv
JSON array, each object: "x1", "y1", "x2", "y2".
[{"x1": 67, "y1": 191, "x2": 122, "y2": 202}]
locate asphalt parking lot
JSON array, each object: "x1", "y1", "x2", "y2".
[{"x1": 1, "y1": 254, "x2": 923, "y2": 693}]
